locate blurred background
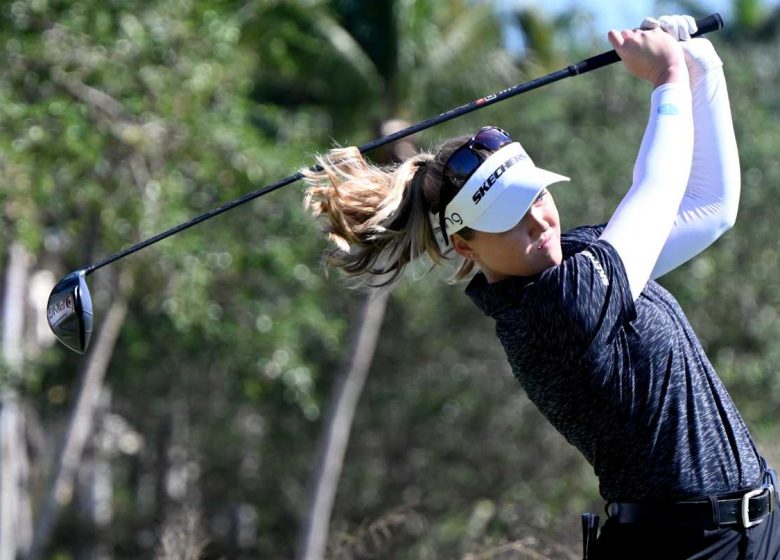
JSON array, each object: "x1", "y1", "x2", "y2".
[{"x1": 2, "y1": 0, "x2": 780, "y2": 558}]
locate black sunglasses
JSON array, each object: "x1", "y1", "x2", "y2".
[{"x1": 438, "y1": 126, "x2": 513, "y2": 245}]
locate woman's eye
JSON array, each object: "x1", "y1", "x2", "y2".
[{"x1": 534, "y1": 190, "x2": 548, "y2": 204}]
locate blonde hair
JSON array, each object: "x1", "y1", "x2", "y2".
[{"x1": 303, "y1": 136, "x2": 477, "y2": 287}]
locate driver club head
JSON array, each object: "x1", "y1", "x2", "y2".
[{"x1": 47, "y1": 270, "x2": 93, "y2": 354}]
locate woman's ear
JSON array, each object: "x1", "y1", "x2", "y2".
[{"x1": 451, "y1": 234, "x2": 475, "y2": 259}]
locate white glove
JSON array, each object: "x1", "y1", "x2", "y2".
[
  {"x1": 641, "y1": 14, "x2": 697, "y2": 41},
  {"x1": 680, "y1": 38, "x2": 723, "y2": 84},
  {"x1": 642, "y1": 15, "x2": 721, "y2": 84}
]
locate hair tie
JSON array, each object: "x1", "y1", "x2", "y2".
[{"x1": 412, "y1": 158, "x2": 433, "y2": 212}]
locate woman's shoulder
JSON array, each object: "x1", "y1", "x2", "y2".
[{"x1": 561, "y1": 224, "x2": 606, "y2": 255}]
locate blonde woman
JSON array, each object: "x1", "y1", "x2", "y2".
[{"x1": 304, "y1": 16, "x2": 778, "y2": 559}]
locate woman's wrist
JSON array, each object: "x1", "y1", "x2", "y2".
[{"x1": 653, "y1": 64, "x2": 689, "y2": 88}]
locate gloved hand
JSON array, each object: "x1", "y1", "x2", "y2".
[
  {"x1": 640, "y1": 14, "x2": 697, "y2": 41},
  {"x1": 641, "y1": 15, "x2": 722, "y2": 84}
]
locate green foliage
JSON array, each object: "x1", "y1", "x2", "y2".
[
  {"x1": 3, "y1": 1, "x2": 780, "y2": 559},
  {"x1": 734, "y1": 0, "x2": 767, "y2": 29}
]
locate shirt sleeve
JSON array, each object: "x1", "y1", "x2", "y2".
[
  {"x1": 521, "y1": 238, "x2": 636, "y2": 363},
  {"x1": 600, "y1": 83, "x2": 694, "y2": 301},
  {"x1": 651, "y1": 42, "x2": 740, "y2": 279}
]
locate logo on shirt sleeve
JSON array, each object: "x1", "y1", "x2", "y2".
[{"x1": 582, "y1": 250, "x2": 609, "y2": 287}]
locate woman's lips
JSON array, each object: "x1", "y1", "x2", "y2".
[{"x1": 537, "y1": 232, "x2": 553, "y2": 251}]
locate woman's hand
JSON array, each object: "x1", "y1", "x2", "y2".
[
  {"x1": 608, "y1": 27, "x2": 688, "y2": 88},
  {"x1": 640, "y1": 15, "x2": 722, "y2": 86}
]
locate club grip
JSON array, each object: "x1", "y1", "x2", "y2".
[
  {"x1": 692, "y1": 13, "x2": 724, "y2": 37},
  {"x1": 570, "y1": 13, "x2": 725, "y2": 75}
]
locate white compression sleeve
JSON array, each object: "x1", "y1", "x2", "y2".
[
  {"x1": 600, "y1": 83, "x2": 694, "y2": 301},
  {"x1": 651, "y1": 41, "x2": 740, "y2": 279}
]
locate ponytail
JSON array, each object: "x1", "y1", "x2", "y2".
[{"x1": 303, "y1": 138, "x2": 477, "y2": 287}]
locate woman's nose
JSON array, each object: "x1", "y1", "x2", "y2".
[{"x1": 526, "y1": 205, "x2": 550, "y2": 232}]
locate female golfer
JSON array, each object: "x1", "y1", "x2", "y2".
[{"x1": 304, "y1": 16, "x2": 779, "y2": 559}]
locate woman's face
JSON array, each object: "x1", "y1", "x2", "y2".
[{"x1": 452, "y1": 189, "x2": 562, "y2": 283}]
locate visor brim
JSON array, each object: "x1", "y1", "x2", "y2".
[{"x1": 468, "y1": 167, "x2": 570, "y2": 234}]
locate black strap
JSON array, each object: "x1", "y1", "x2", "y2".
[
  {"x1": 607, "y1": 486, "x2": 776, "y2": 529},
  {"x1": 707, "y1": 495, "x2": 721, "y2": 527}
]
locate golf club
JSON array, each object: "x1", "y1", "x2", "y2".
[{"x1": 47, "y1": 13, "x2": 724, "y2": 353}]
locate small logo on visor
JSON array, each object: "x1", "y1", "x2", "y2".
[
  {"x1": 471, "y1": 153, "x2": 527, "y2": 204},
  {"x1": 445, "y1": 212, "x2": 463, "y2": 229}
]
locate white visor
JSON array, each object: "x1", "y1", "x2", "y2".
[{"x1": 441, "y1": 142, "x2": 570, "y2": 237}]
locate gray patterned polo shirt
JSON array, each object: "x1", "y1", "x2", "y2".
[{"x1": 465, "y1": 224, "x2": 763, "y2": 502}]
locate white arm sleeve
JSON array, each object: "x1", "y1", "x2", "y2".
[
  {"x1": 651, "y1": 40, "x2": 740, "y2": 278},
  {"x1": 600, "y1": 83, "x2": 694, "y2": 301}
]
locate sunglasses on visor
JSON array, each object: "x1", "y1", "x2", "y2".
[{"x1": 438, "y1": 126, "x2": 513, "y2": 245}]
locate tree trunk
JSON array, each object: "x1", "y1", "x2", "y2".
[
  {"x1": 153, "y1": 395, "x2": 207, "y2": 560},
  {"x1": 296, "y1": 290, "x2": 391, "y2": 560},
  {"x1": 2, "y1": 241, "x2": 29, "y2": 370},
  {"x1": 27, "y1": 297, "x2": 128, "y2": 560},
  {"x1": 75, "y1": 387, "x2": 113, "y2": 560},
  {"x1": 1, "y1": 241, "x2": 34, "y2": 560},
  {"x1": 0, "y1": 393, "x2": 33, "y2": 560}
]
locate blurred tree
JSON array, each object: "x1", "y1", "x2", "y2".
[
  {"x1": 1, "y1": 243, "x2": 35, "y2": 560},
  {"x1": 670, "y1": 0, "x2": 780, "y2": 39},
  {"x1": 1, "y1": 1, "x2": 778, "y2": 559},
  {"x1": 271, "y1": 1, "x2": 527, "y2": 558},
  {"x1": 0, "y1": 0, "x2": 338, "y2": 557},
  {"x1": 244, "y1": 0, "x2": 517, "y2": 139},
  {"x1": 735, "y1": 0, "x2": 766, "y2": 28}
]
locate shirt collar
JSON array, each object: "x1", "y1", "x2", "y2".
[
  {"x1": 465, "y1": 271, "x2": 538, "y2": 318},
  {"x1": 464, "y1": 226, "x2": 598, "y2": 318}
]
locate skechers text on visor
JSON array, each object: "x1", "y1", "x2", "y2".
[{"x1": 439, "y1": 141, "x2": 570, "y2": 241}]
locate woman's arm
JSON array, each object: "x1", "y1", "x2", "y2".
[
  {"x1": 600, "y1": 28, "x2": 694, "y2": 301},
  {"x1": 651, "y1": 37, "x2": 740, "y2": 278}
]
